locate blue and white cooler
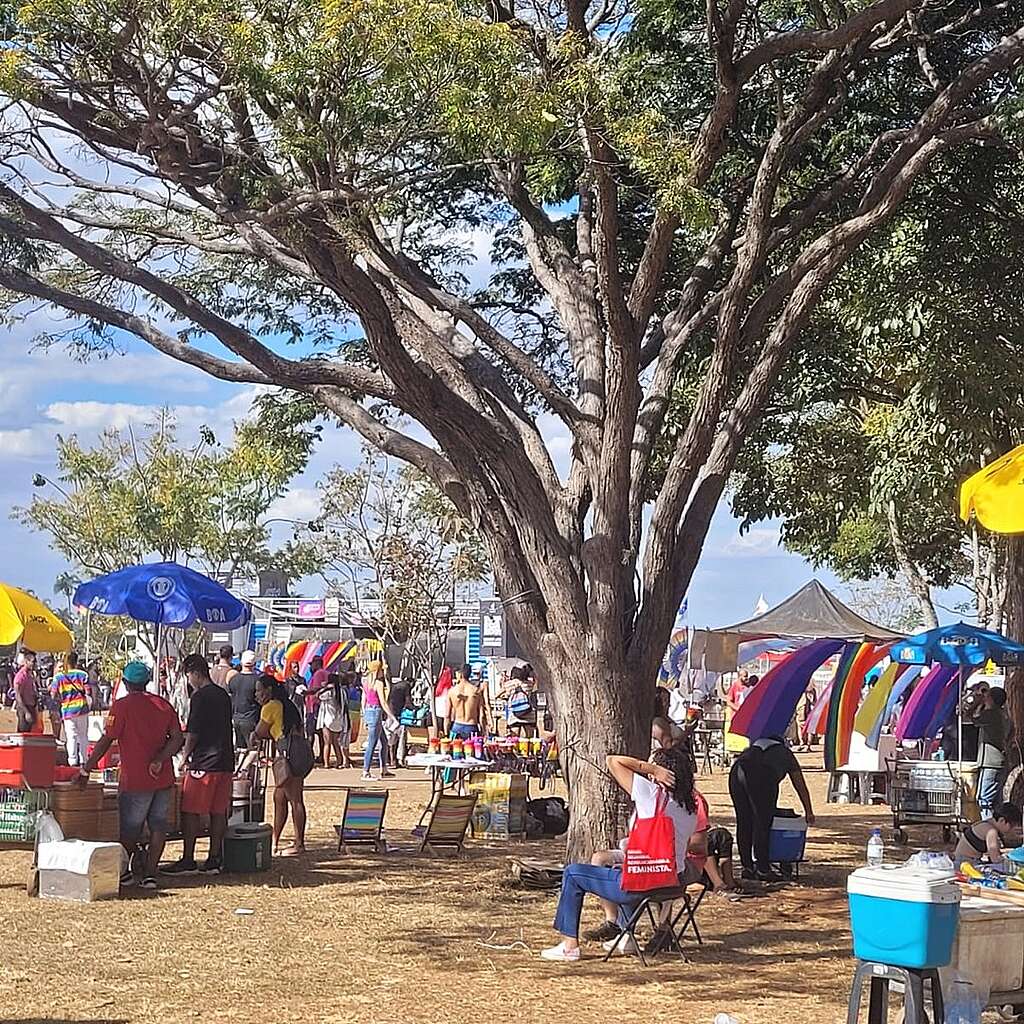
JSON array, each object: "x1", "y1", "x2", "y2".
[
  {"x1": 847, "y1": 865, "x2": 961, "y2": 969},
  {"x1": 769, "y1": 815, "x2": 807, "y2": 864}
]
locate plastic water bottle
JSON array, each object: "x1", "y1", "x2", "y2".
[
  {"x1": 713, "y1": 1016, "x2": 739, "y2": 1024},
  {"x1": 867, "y1": 828, "x2": 884, "y2": 867}
]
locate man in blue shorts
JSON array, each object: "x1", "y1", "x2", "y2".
[{"x1": 80, "y1": 661, "x2": 184, "y2": 890}]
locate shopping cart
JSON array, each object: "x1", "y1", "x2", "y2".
[{"x1": 887, "y1": 758, "x2": 967, "y2": 845}]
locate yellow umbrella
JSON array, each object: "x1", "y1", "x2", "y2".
[
  {"x1": 0, "y1": 582, "x2": 73, "y2": 652},
  {"x1": 960, "y1": 444, "x2": 1024, "y2": 534}
]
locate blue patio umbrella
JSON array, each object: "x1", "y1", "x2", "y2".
[
  {"x1": 892, "y1": 622, "x2": 1024, "y2": 669},
  {"x1": 73, "y1": 562, "x2": 250, "y2": 630}
]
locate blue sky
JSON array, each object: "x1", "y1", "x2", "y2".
[{"x1": 0, "y1": 310, "x2": 844, "y2": 624}]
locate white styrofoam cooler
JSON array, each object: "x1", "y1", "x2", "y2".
[
  {"x1": 949, "y1": 897, "x2": 1024, "y2": 994},
  {"x1": 840, "y1": 732, "x2": 898, "y2": 773},
  {"x1": 37, "y1": 840, "x2": 123, "y2": 903}
]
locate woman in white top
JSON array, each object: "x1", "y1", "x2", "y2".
[{"x1": 541, "y1": 745, "x2": 698, "y2": 962}]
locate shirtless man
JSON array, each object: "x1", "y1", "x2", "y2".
[{"x1": 448, "y1": 665, "x2": 489, "y2": 739}]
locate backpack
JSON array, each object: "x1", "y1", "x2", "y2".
[
  {"x1": 526, "y1": 797, "x2": 569, "y2": 836},
  {"x1": 508, "y1": 688, "x2": 533, "y2": 720}
]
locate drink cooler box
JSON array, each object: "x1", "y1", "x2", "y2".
[
  {"x1": 951, "y1": 897, "x2": 1024, "y2": 994},
  {"x1": 769, "y1": 815, "x2": 807, "y2": 864},
  {"x1": 848, "y1": 865, "x2": 960, "y2": 969},
  {"x1": 223, "y1": 823, "x2": 272, "y2": 873},
  {"x1": 0, "y1": 734, "x2": 57, "y2": 789},
  {"x1": 38, "y1": 839, "x2": 123, "y2": 902}
]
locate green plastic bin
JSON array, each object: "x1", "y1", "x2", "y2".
[{"x1": 223, "y1": 822, "x2": 272, "y2": 873}]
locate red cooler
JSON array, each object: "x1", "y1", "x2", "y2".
[
  {"x1": 0, "y1": 734, "x2": 57, "y2": 788},
  {"x1": 86, "y1": 741, "x2": 118, "y2": 771}
]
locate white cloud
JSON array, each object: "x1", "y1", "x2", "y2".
[
  {"x1": 0, "y1": 428, "x2": 53, "y2": 458},
  {"x1": 721, "y1": 526, "x2": 785, "y2": 558},
  {"x1": 267, "y1": 486, "x2": 322, "y2": 524}
]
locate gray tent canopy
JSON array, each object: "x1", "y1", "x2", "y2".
[{"x1": 714, "y1": 579, "x2": 904, "y2": 643}]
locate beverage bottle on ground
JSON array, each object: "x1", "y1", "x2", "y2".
[
  {"x1": 867, "y1": 828, "x2": 884, "y2": 867},
  {"x1": 713, "y1": 1015, "x2": 739, "y2": 1024}
]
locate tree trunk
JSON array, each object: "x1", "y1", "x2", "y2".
[
  {"x1": 887, "y1": 500, "x2": 938, "y2": 629},
  {"x1": 1003, "y1": 537, "x2": 1024, "y2": 749},
  {"x1": 546, "y1": 649, "x2": 651, "y2": 861}
]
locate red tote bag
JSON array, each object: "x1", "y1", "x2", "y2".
[{"x1": 621, "y1": 791, "x2": 679, "y2": 892}]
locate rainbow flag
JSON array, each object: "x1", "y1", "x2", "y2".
[
  {"x1": 730, "y1": 639, "x2": 843, "y2": 740},
  {"x1": 824, "y1": 642, "x2": 892, "y2": 771},
  {"x1": 866, "y1": 664, "x2": 923, "y2": 748},
  {"x1": 853, "y1": 662, "x2": 901, "y2": 743},
  {"x1": 895, "y1": 664, "x2": 958, "y2": 740},
  {"x1": 804, "y1": 678, "x2": 833, "y2": 738}
]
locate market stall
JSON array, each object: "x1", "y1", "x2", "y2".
[
  {"x1": 887, "y1": 622, "x2": 1024, "y2": 842},
  {"x1": 0, "y1": 589, "x2": 74, "y2": 875}
]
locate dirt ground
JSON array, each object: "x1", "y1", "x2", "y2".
[{"x1": 0, "y1": 731, "x2": 916, "y2": 1024}]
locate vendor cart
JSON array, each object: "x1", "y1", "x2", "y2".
[{"x1": 886, "y1": 758, "x2": 976, "y2": 845}]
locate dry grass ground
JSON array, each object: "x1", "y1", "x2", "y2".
[{"x1": 0, "y1": 722, "x2": 921, "y2": 1024}]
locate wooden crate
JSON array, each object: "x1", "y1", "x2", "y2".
[{"x1": 50, "y1": 782, "x2": 104, "y2": 814}]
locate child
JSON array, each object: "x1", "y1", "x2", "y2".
[{"x1": 955, "y1": 802, "x2": 1023, "y2": 867}]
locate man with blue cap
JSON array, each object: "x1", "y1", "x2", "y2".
[{"x1": 80, "y1": 661, "x2": 184, "y2": 890}]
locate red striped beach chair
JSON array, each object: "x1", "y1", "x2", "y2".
[{"x1": 419, "y1": 794, "x2": 478, "y2": 856}]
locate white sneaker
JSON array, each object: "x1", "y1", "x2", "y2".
[
  {"x1": 360, "y1": 772, "x2": 378, "y2": 782},
  {"x1": 602, "y1": 933, "x2": 640, "y2": 956},
  {"x1": 540, "y1": 942, "x2": 581, "y2": 963}
]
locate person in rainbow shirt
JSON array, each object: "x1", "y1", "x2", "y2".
[{"x1": 50, "y1": 651, "x2": 93, "y2": 767}]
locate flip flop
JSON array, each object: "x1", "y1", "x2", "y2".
[{"x1": 278, "y1": 847, "x2": 305, "y2": 858}]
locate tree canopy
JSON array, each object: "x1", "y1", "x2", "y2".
[
  {"x1": 730, "y1": 144, "x2": 1024, "y2": 629},
  {"x1": 1, "y1": 0, "x2": 1022, "y2": 853},
  {"x1": 15, "y1": 407, "x2": 318, "y2": 583}
]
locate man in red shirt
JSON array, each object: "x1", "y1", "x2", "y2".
[{"x1": 80, "y1": 661, "x2": 183, "y2": 890}]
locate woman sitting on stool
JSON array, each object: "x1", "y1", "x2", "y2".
[{"x1": 541, "y1": 745, "x2": 697, "y2": 963}]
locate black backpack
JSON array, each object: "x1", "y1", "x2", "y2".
[{"x1": 526, "y1": 797, "x2": 569, "y2": 836}]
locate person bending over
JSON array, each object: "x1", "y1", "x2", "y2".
[
  {"x1": 542, "y1": 746, "x2": 697, "y2": 963},
  {"x1": 728, "y1": 735, "x2": 815, "y2": 882},
  {"x1": 955, "y1": 802, "x2": 1022, "y2": 867}
]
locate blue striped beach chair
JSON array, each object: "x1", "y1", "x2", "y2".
[
  {"x1": 419, "y1": 794, "x2": 478, "y2": 856},
  {"x1": 334, "y1": 788, "x2": 389, "y2": 853}
]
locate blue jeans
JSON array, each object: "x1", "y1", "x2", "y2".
[
  {"x1": 450, "y1": 722, "x2": 477, "y2": 740},
  {"x1": 978, "y1": 766, "x2": 1002, "y2": 813},
  {"x1": 553, "y1": 864, "x2": 640, "y2": 938},
  {"x1": 362, "y1": 706, "x2": 388, "y2": 773},
  {"x1": 119, "y1": 787, "x2": 172, "y2": 843}
]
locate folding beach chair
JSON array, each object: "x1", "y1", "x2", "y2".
[
  {"x1": 418, "y1": 793, "x2": 478, "y2": 855},
  {"x1": 673, "y1": 881, "x2": 708, "y2": 945},
  {"x1": 334, "y1": 788, "x2": 389, "y2": 854},
  {"x1": 602, "y1": 881, "x2": 708, "y2": 966}
]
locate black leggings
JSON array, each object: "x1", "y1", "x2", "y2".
[{"x1": 729, "y1": 762, "x2": 779, "y2": 874}]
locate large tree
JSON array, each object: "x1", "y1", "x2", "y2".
[{"x1": 0, "y1": 0, "x2": 1021, "y2": 854}]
